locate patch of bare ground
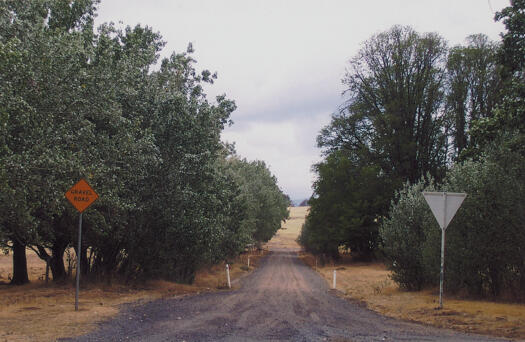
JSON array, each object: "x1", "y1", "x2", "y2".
[
  {"x1": 300, "y1": 253, "x2": 525, "y2": 340},
  {"x1": 0, "y1": 249, "x2": 265, "y2": 342}
]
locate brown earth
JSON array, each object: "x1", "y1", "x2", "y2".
[
  {"x1": 292, "y1": 208, "x2": 525, "y2": 341},
  {"x1": 2, "y1": 207, "x2": 523, "y2": 341},
  {"x1": 0, "y1": 249, "x2": 264, "y2": 341},
  {"x1": 63, "y1": 207, "x2": 510, "y2": 341},
  {"x1": 303, "y1": 255, "x2": 525, "y2": 340}
]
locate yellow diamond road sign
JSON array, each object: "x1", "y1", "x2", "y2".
[{"x1": 65, "y1": 179, "x2": 99, "y2": 213}]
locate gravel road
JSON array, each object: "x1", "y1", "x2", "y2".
[{"x1": 65, "y1": 249, "x2": 511, "y2": 342}]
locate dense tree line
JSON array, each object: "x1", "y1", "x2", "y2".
[
  {"x1": 224, "y1": 157, "x2": 290, "y2": 247},
  {"x1": 301, "y1": 26, "x2": 452, "y2": 260},
  {"x1": 300, "y1": 1, "x2": 524, "y2": 299},
  {"x1": 0, "y1": 0, "x2": 289, "y2": 285}
]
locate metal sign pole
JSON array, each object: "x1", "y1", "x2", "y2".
[
  {"x1": 75, "y1": 212, "x2": 83, "y2": 311},
  {"x1": 439, "y1": 193, "x2": 447, "y2": 309},
  {"x1": 439, "y1": 224, "x2": 446, "y2": 309}
]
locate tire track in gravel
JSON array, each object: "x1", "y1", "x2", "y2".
[{"x1": 65, "y1": 248, "x2": 512, "y2": 342}]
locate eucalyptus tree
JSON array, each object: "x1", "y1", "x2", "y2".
[
  {"x1": 471, "y1": 0, "x2": 525, "y2": 152},
  {"x1": 305, "y1": 26, "x2": 449, "y2": 260},
  {"x1": 319, "y1": 26, "x2": 449, "y2": 186},
  {"x1": 446, "y1": 34, "x2": 501, "y2": 158}
]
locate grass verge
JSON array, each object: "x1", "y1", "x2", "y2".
[
  {"x1": 0, "y1": 250, "x2": 266, "y2": 342},
  {"x1": 300, "y1": 252, "x2": 525, "y2": 340}
]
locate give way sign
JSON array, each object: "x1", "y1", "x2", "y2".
[
  {"x1": 422, "y1": 192, "x2": 466, "y2": 230},
  {"x1": 423, "y1": 191, "x2": 466, "y2": 309}
]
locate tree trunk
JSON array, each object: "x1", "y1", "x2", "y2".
[
  {"x1": 518, "y1": 260, "x2": 525, "y2": 300},
  {"x1": 80, "y1": 245, "x2": 89, "y2": 277},
  {"x1": 49, "y1": 244, "x2": 67, "y2": 282},
  {"x1": 11, "y1": 239, "x2": 29, "y2": 285}
]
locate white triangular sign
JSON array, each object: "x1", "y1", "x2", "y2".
[
  {"x1": 423, "y1": 192, "x2": 445, "y2": 229},
  {"x1": 422, "y1": 192, "x2": 467, "y2": 230}
]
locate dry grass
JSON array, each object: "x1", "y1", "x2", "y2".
[
  {"x1": 0, "y1": 249, "x2": 47, "y2": 284},
  {"x1": 4, "y1": 205, "x2": 523, "y2": 341},
  {"x1": 301, "y1": 254, "x2": 525, "y2": 340},
  {"x1": 0, "y1": 249, "x2": 263, "y2": 342},
  {"x1": 287, "y1": 207, "x2": 525, "y2": 340},
  {"x1": 265, "y1": 206, "x2": 308, "y2": 251}
]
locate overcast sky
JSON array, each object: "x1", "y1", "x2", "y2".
[{"x1": 95, "y1": 0, "x2": 509, "y2": 201}]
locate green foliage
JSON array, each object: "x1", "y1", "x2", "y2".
[
  {"x1": 379, "y1": 177, "x2": 439, "y2": 291},
  {"x1": 495, "y1": 0, "x2": 525, "y2": 77},
  {"x1": 319, "y1": 26, "x2": 449, "y2": 185},
  {"x1": 378, "y1": 2, "x2": 525, "y2": 299},
  {"x1": 303, "y1": 26, "x2": 449, "y2": 261},
  {"x1": 380, "y1": 144, "x2": 525, "y2": 299},
  {"x1": 0, "y1": 0, "x2": 111, "y2": 281},
  {"x1": 444, "y1": 143, "x2": 525, "y2": 298},
  {"x1": 305, "y1": 16, "x2": 524, "y2": 301},
  {"x1": 0, "y1": 0, "x2": 288, "y2": 285},
  {"x1": 470, "y1": 0, "x2": 525, "y2": 154},
  {"x1": 226, "y1": 157, "x2": 290, "y2": 246},
  {"x1": 300, "y1": 151, "x2": 390, "y2": 260},
  {"x1": 446, "y1": 34, "x2": 501, "y2": 158}
]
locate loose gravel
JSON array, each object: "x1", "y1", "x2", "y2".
[{"x1": 63, "y1": 249, "x2": 512, "y2": 342}]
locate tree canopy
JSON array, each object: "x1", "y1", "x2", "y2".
[
  {"x1": 302, "y1": 1, "x2": 525, "y2": 300},
  {"x1": 0, "y1": 0, "x2": 289, "y2": 285},
  {"x1": 304, "y1": 26, "x2": 450, "y2": 260}
]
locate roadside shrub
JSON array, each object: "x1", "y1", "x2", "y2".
[
  {"x1": 381, "y1": 141, "x2": 525, "y2": 300},
  {"x1": 379, "y1": 177, "x2": 439, "y2": 290},
  {"x1": 444, "y1": 143, "x2": 525, "y2": 299}
]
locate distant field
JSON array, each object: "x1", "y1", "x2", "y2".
[{"x1": 266, "y1": 206, "x2": 308, "y2": 251}]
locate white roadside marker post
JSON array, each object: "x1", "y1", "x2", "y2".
[
  {"x1": 247, "y1": 256, "x2": 250, "y2": 268},
  {"x1": 226, "y1": 264, "x2": 231, "y2": 289},
  {"x1": 423, "y1": 191, "x2": 466, "y2": 309},
  {"x1": 332, "y1": 269, "x2": 337, "y2": 289}
]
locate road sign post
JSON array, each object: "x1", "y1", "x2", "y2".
[
  {"x1": 75, "y1": 212, "x2": 82, "y2": 311},
  {"x1": 423, "y1": 192, "x2": 466, "y2": 309},
  {"x1": 65, "y1": 179, "x2": 99, "y2": 311}
]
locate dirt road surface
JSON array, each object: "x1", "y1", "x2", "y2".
[{"x1": 65, "y1": 247, "x2": 510, "y2": 341}]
